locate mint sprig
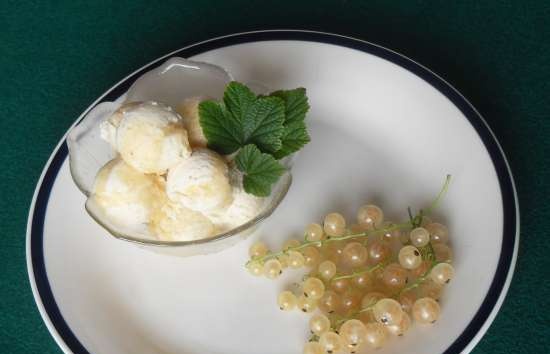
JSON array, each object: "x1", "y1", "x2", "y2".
[
  {"x1": 198, "y1": 100, "x2": 242, "y2": 154},
  {"x1": 269, "y1": 88, "x2": 309, "y2": 125},
  {"x1": 199, "y1": 81, "x2": 310, "y2": 196},
  {"x1": 242, "y1": 96, "x2": 285, "y2": 153},
  {"x1": 273, "y1": 120, "x2": 310, "y2": 159},
  {"x1": 269, "y1": 88, "x2": 310, "y2": 159},
  {"x1": 223, "y1": 81, "x2": 256, "y2": 124},
  {"x1": 235, "y1": 145, "x2": 285, "y2": 197}
]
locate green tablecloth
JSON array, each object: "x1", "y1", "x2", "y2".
[{"x1": 1, "y1": 1, "x2": 548, "y2": 353}]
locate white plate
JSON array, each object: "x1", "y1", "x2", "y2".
[{"x1": 27, "y1": 30, "x2": 519, "y2": 354}]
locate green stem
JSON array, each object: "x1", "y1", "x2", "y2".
[
  {"x1": 246, "y1": 241, "x2": 319, "y2": 266},
  {"x1": 407, "y1": 207, "x2": 415, "y2": 225},
  {"x1": 246, "y1": 223, "x2": 410, "y2": 266},
  {"x1": 330, "y1": 262, "x2": 444, "y2": 326},
  {"x1": 419, "y1": 242, "x2": 436, "y2": 262},
  {"x1": 423, "y1": 175, "x2": 452, "y2": 216},
  {"x1": 308, "y1": 334, "x2": 319, "y2": 342},
  {"x1": 245, "y1": 175, "x2": 452, "y2": 268},
  {"x1": 310, "y1": 177, "x2": 452, "y2": 327},
  {"x1": 330, "y1": 313, "x2": 349, "y2": 329},
  {"x1": 331, "y1": 299, "x2": 380, "y2": 329},
  {"x1": 331, "y1": 263, "x2": 384, "y2": 282},
  {"x1": 358, "y1": 302, "x2": 377, "y2": 314},
  {"x1": 397, "y1": 261, "x2": 441, "y2": 296}
]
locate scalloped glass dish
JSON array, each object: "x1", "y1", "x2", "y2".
[{"x1": 66, "y1": 57, "x2": 293, "y2": 256}]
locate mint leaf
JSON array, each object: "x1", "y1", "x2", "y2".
[
  {"x1": 200, "y1": 84, "x2": 285, "y2": 154},
  {"x1": 269, "y1": 88, "x2": 310, "y2": 158},
  {"x1": 199, "y1": 100, "x2": 243, "y2": 154},
  {"x1": 224, "y1": 81, "x2": 256, "y2": 124},
  {"x1": 272, "y1": 120, "x2": 311, "y2": 159},
  {"x1": 270, "y1": 88, "x2": 309, "y2": 125},
  {"x1": 242, "y1": 96, "x2": 285, "y2": 153},
  {"x1": 235, "y1": 144, "x2": 286, "y2": 197},
  {"x1": 199, "y1": 82, "x2": 311, "y2": 194}
]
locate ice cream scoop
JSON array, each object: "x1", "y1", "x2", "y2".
[
  {"x1": 150, "y1": 201, "x2": 216, "y2": 241},
  {"x1": 176, "y1": 96, "x2": 208, "y2": 148},
  {"x1": 166, "y1": 149, "x2": 233, "y2": 213},
  {"x1": 90, "y1": 158, "x2": 164, "y2": 228},
  {"x1": 207, "y1": 166, "x2": 265, "y2": 232},
  {"x1": 99, "y1": 101, "x2": 141, "y2": 150},
  {"x1": 100, "y1": 101, "x2": 192, "y2": 174}
]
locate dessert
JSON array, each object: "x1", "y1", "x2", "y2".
[
  {"x1": 206, "y1": 167, "x2": 265, "y2": 231},
  {"x1": 166, "y1": 148, "x2": 232, "y2": 213},
  {"x1": 90, "y1": 158, "x2": 164, "y2": 228},
  {"x1": 90, "y1": 81, "x2": 311, "y2": 241},
  {"x1": 175, "y1": 96, "x2": 209, "y2": 148},
  {"x1": 150, "y1": 201, "x2": 216, "y2": 241},
  {"x1": 100, "y1": 101, "x2": 191, "y2": 174}
]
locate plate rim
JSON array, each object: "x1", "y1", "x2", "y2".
[{"x1": 26, "y1": 29, "x2": 520, "y2": 354}]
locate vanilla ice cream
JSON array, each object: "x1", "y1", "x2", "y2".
[
  {"x1": 207, "y1": 166, "x2": 265, "y2": 232},
  {"x1": 150, "y1": 201, "x2": 216, "y2": 241},
  {"x1": 90, "y1": 158, "x2": 164, "y2": 228},
  {"x1": 100, "y1": 101, "x2": 192, "y2": 174},
  {"x1": 100, "y1": 101, "x2": 141, "y2": 149},
  {"x1": 176, "y1": 96, "x2": 208, "y2": 148},
  {"x1": 166, "y1": 149, "x2": 233, "y2": 213},
  {"x1": 93, "y1": 100, "x2": 269, "y2": 242}
]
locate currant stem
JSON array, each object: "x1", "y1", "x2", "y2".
[
  {"x1": 245, "y1": 175, "x2": 452, "y2": 268},
  {"x1": 397, "y1": 260, "x2": 442, "y2": 296},
  {"x1": 423, "y1": 174, "x2": 452, "y2": 216},
  {"x1": 294, "y1": 177, "x2": 453, "y2": 329},
  {"x1": 331, "y1": 263, "x2": 384, "y2": 282},
  {"x1": 419, "y1": 242, "x2": 436, "y2": 262},
  {"x1": 332, "y1": 313, "x2": 355, "y2": 329},
  {"x1": 246, "y1": 223, "x2": 410, "y2": 266},
  {"x1": 329, "y1": 304, "x2": 374, "y2": 330},
  {"x1": 308, "y1": 334, "x2": 319, "y2": 342},
  {"x1": 358, "y1": 302, "x2": 377, "y2": 314},
  {"x1": 326, "y1": 262, "x2": 445, "y2": 328}
]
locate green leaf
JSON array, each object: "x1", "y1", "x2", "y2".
[
  {"x1": 235, "y1": 144, "x2": 286, "y2": 197},
  {"x1": 198, "y1": 82, "x2": 311, "y2": 193},
  {"x1": 242, "y1": 96, "x2": 285, "y2": 153},
  {"x1": 199, "y1": 100, "x2": 243, "y2": 154},
  {"x1": 272, "y1": 120, "x2": 311, "y2": 159},
  {"x1": 269, "y1": 88, "x2": 310, "y2": 158},
  {"x1": 224, "y1": 81, "x2": 256, "y2": 124},
  {"x1": 270, "y1": 88, "x2": 309, "y2": 125}
]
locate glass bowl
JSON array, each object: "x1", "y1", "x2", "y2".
[{"x1": 67, "y1": 57, "x2": 293, "y2": 256}]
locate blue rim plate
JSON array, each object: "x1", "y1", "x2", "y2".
[{"x1": 26, "y1": 30, "x2": 519, "y2": 354}]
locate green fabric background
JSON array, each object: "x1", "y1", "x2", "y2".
[{"x1": 1, "y1": 1, "x2": 549, "y2": 353}]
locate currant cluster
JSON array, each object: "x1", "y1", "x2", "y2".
[{"x1": 246, "y1": 178, "x2": 454, "y2": 354}]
